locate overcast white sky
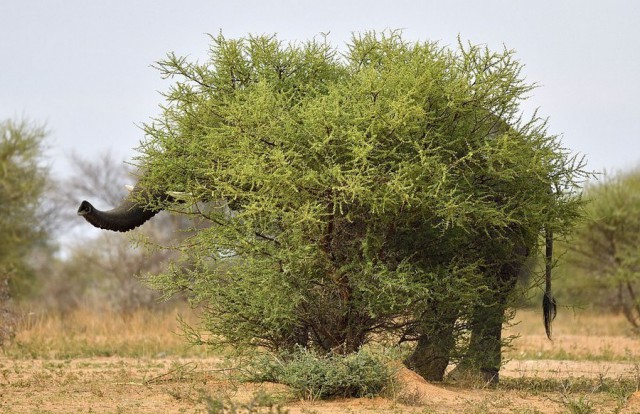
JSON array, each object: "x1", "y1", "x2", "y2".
[{"x1": 2, "y1": 0, "x2": 639, "y2": 182}]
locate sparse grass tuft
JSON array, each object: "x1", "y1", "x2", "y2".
[{"x1": 562, "y1": 395, "x2": 595, "y2": 414}]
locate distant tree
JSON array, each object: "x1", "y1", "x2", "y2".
[
  {"x1": 119, "y1": 32, "x2": 586, "y2": 382},
  {"x1": 0, "y1": 119, "x2": 49, "y2": 275},
  {"x1": 567, "y1": 169, "x2": 640, "y2": 330},
  {"x1": 38, "y1": 153, "x2": 186, "y2": 314},
  {"x1": 0, "y1": 118, "x2": 50, "y2": 344}
]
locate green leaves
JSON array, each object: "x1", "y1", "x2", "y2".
[
  {"x1": 0, "y1": 119, "x2": 50, "y2": 297},
  {"x1": 567, "y1": 170, "x2": 640, "y2": 328},
  {"x1": 140, "y1": 32, "x2": 587, "y2": 356}
]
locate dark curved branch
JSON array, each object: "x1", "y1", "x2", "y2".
[
  {"x1": 543, "y1": 227, "x2": 556, "y2": 340},
  {"x1": 77, "y1": 183, "x2": 167, "y2": 232}
]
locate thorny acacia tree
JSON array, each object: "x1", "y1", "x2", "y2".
[{"x1": 139, "y1": 32, "x2": 586, "y2": 378}]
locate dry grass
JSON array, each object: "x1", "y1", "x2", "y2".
[
  {"x1": 5, "y1": 304, "x2": 640, "y2": 362},
  {"x1": 509, "y1": 306, "x2": 634, "y2": 336},
  {"x1": 5, "y1": 305, "x2": 210, "y2": 359},
  {"x1": 506, "y1": 308, "x2": 640, "y2": 361}
]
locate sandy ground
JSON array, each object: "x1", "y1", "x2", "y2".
[{"x1": 1, "y1": 356, "x2": 639, "y2": 414}]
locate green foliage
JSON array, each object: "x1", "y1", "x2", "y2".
[
  {"x1": 564, "y1": 168, "x2": 640, "y2": 328},
  {"x1": 140, "y1": 32, "x2": 586, "y2": 363},
  {"x1": 0, "y1": 118, "x2": 50, "y2": 345},
  {"x1": 0, "y1": 119, "x2": 49, "y2": 283},
  {"x1": 244, "y1": 347, "x2": 394, "y2": 400}
]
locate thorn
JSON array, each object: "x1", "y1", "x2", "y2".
[{"x1": 166, "y1": 191, "x2": 191, "y2": 200}]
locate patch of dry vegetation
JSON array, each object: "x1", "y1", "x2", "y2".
[
  {"x1": 506, "y1": 308, "x2": 640, "y2": 361},
  {"x1": 5, "y1": 305, "x2": 209, "y2": 359}
]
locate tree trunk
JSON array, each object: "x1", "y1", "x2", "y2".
[
  {"x1": 451, "y1": 252, "x2": 524, "y2": 385},
  {"x1": 404, "y1": 309, "x2": 457, "y2": 381}
]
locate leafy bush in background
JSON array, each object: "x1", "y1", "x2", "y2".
[
  {"x1": 562, "y1": 168, "x2": 640, "y2": 329},
  {"x1": 0, "y1": 119, "x2": 51, "y2": 345},
  {"x1": 0, "y1": 119, "x2": 50, "y2": 294}
]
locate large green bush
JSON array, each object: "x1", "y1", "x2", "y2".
[{"x1": 139, "y1": 32, "x2": 586, "y2": 375}]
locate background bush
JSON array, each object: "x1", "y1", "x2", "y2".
[
  {"x1": 555, "y1": 168, "x2": 640, "y2": 330},
  {"x1": 0, "y1": 119, "x2": 51, "y2": 345}
]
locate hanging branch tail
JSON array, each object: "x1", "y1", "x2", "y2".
[{"x1": 543, "y1": 227, "x2": 557, "y2": 340}]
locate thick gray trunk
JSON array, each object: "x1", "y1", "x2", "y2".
[{"x1": 77, "y1": 183, "x2": 165, "y2": 232}]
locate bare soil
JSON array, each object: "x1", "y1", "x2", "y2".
[{"x1": 1, "y1": 356, "x2": 639, "y2": 413}]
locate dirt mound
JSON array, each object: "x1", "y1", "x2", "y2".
[
  {"x1": 394, "y1": 366, "x2": 468, "y2": 406},
  {"x1": 397, "y1": 367, "x2": 460, "y2": 402},
  {"x1": 289, "y1": 367, "x2": 469, "y2": 413},
  {"x1": 621, "y1": 391, "x2": 640, "y2": 414}
]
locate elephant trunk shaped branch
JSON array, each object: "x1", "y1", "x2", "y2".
[{"x1": 77, "y1": 182, "x2": 170, "y2": 232}]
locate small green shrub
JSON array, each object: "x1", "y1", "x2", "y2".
[{"x1": 245, "y1": 347, "x2": 395, "y2": 400}]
